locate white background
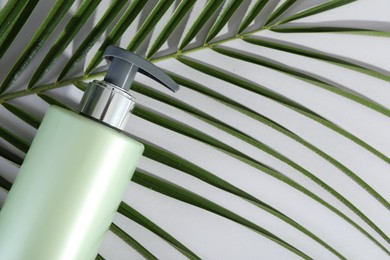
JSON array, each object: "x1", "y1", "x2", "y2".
[{"x1": 1, "y1": 0, "x2": 390, "y2": 259}]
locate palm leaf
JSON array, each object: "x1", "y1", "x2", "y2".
[{"x1": 1, "y1": 0, "x2": 389, "y2": 258}]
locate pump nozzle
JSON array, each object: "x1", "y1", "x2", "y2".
[
  {"x1": 78, "y1": 46, "x2": 179, "y2": 130},
  {"x1": 103, "y1": 46, "x2": 179, "y2": 92}
]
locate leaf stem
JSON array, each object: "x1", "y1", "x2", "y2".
[
  {"x1": 0, "y1": 71, "x2": 106, "y2": 103},
  {"x1": 0, "y1": 26, "x2": 269, "y2": 103}
]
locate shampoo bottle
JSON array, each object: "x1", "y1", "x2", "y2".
[{"x1": 0, "y1": 46, "x2": 179, "y2": 259}]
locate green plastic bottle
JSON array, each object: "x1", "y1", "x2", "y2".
[{"x1": 0, "y1": 46, "x2": 179, "y2": 260}]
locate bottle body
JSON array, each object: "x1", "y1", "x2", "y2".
[{"x1": 0, "y1": 106, "x2": 144, "y2": 260}]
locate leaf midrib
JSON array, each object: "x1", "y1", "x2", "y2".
[{"x1": 0, "y1": 26, "x2": 267, "y2": 104}]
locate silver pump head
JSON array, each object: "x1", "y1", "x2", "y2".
[{"x1": 78, "y1": 46, "x2": 179, "y2": 130}]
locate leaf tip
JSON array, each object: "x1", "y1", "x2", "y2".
[
  {"x1": 57, "y1": 73, "x2": 65, "y2": 82},
  {"x1": 27, "y1": 76, "x2": 38, "y2": 90}
]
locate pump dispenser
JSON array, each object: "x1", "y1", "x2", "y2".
[
  {"x1": 0, "y1": 46, "x2": 179, "y2": 260},
  {"x1": 79, "y1": 46, "x2": 179, "y2": 130}
]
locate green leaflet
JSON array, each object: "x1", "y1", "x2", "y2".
[
  {"x1": 0, "y1": 0, "x2": 39, "y2": 58},
  {"x1": 211, "y1": 44, "x2": 390, "y2": 117},
  {"x1": 118, "y1": 201, "x2": 201, "y2": 259},
  {"x1": 179, "y1": 0, "x2": 224, "y2": 50},
  {"x1": 85, "y1": 0, "x2": 148, "y2": 75},
  {"x1": 243, "y1": 35, "x2": 390, "y2": 82},
  {"x1": 271, "y1": 26, "x2": 372, "y2": 33},
  {"x1": 205, "y1": 0, "x2": 244, "y2": 43},
  {"x1": 28, "y1": 0, "x2": 103, "y2": 88},
  {"x1": 73, "y1": 80, "x2": 88, "y2": 91},
  {"x1": 0, "y1": 0, "x2": 26, "y2": 44},
  {"x1": 0, "y1": 0, "x2": 18, "y2": 27},
  {"x1": 176, "y1": 55, "x2": 323, "y2": 119},
  {"x1": 109, "y1": 223, "x2": 158, "y2": 260},
  {"x1": 0, "y1": 146, "x2": 23, "y2": 166},
  {"x1": 2, "y1": 102, "x2": 41, "y2": 129},
  {"x1": 266, "y1": 0, "x2": 356, "y2": 29},
  {"x1": 265, "y1": 0, "x2": 298, "y2": 26},
  {"x1": 0, "y1": 125, "x2": 29, "y2": 153},
  {"x1": 339, "y1": 30, "x2": 390, "y2": 37},
  {"x1": 133, "y1": 171, "x2": 312, "y2": 259},
  {"x1": 147, "y1": 0, "x2": 197, "y2": 59},
  {"x1": 0, "y1": 0, "x2": 76, "y2": 94},
  {"x1": 95, "y1": 254, "x2": 105, "y2": 260},
  {"x1": 271, "y1": 26, "x2": 390, "y2": 38},
  {"x1": 275, "y1": 0, "x2": 356, "y2": 26},
  {"x1": 0, "y1": 175, "x2": 12, "y2": 191},
  {"x1": 37, "y1": 93, "x2": 72, "y2": 110},
  {"x1": 237, "y1": 0, "x2": 270, "y2": 34},
  {"x1": 58, "y1": 0, "x2": 128, "y2": 81},
  {"x1": 127, "y1": 0, "x2": 175, "y2": 52}
]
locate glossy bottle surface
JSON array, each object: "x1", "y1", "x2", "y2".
[{"x1": 0, "y1": 106, "x2": 144, "y2": 260}]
